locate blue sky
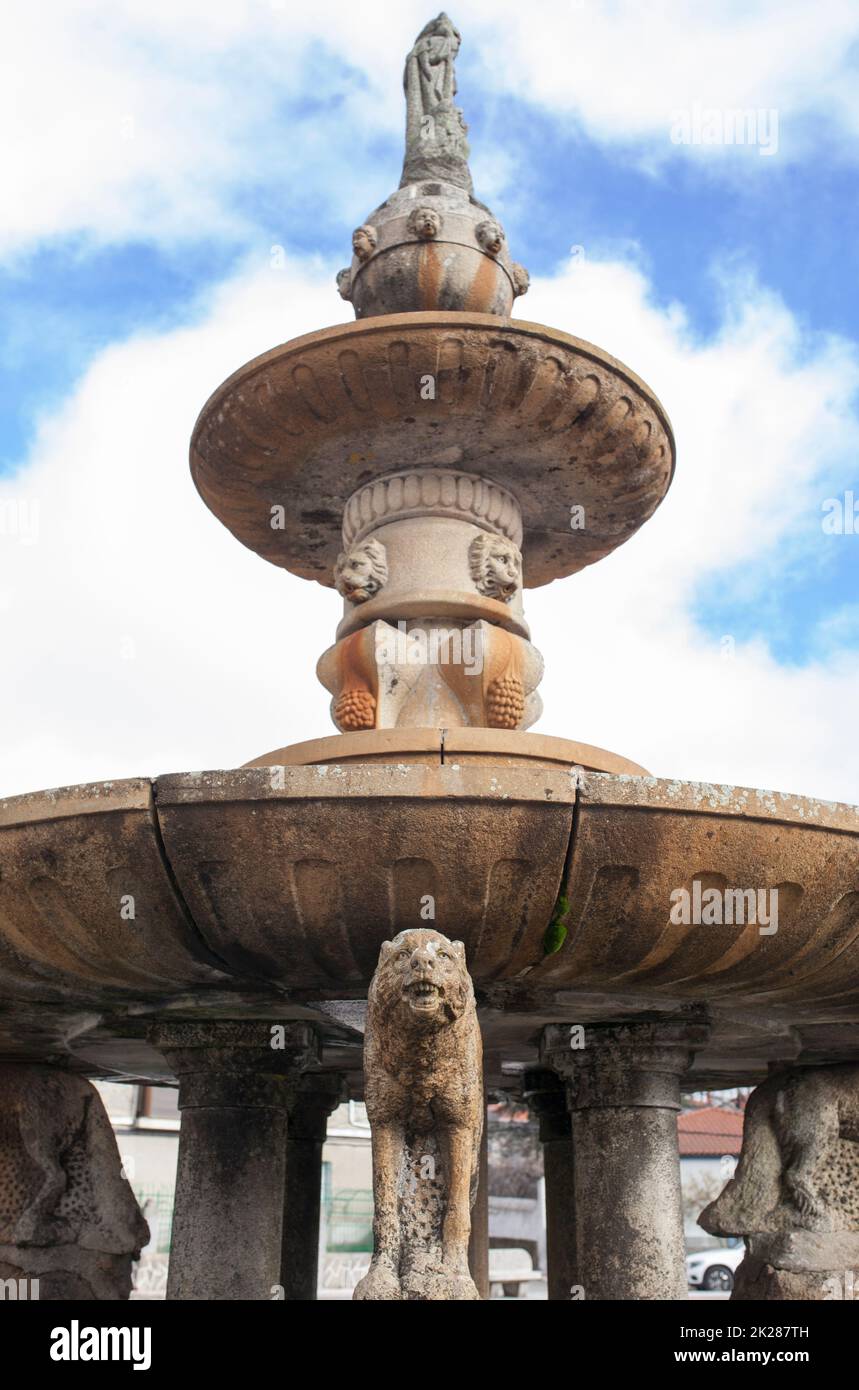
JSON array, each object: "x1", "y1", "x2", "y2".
[{"x1": 1, "y1": 0, "x2": 858, "y2": 801}]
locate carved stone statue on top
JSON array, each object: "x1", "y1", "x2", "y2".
[{"x1": 401, "y1": 14, "x2": 472, "y2": 190}]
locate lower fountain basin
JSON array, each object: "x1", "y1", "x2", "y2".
[{"x1": 1, "y1": 761, "x2": 857, "y2": 1082}]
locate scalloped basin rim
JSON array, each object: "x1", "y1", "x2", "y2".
[{"x1": 1, "y1": 770, "x2": 856, "y2": 830}]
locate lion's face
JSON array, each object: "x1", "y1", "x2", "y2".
[
  {"x1": 374, "y1": 929, "x2": 470, "y2": 1026},
  {"x1": 469, "y1": 532, "x2": 522, "y2": 602},
  {"x1": 334, "y1": 538, "x2": 388, "y2": 604}
]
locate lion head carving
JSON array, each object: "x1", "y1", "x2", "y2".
[
  {"x1": 372, "y1": 928, "x2": 473, "y2": 1029},
  {"x1": 334, "y1": 538, "x2": 388, "y2": 604},
  {"x1": 468, "y1": 532, "x2": 522, "y2": 602}
]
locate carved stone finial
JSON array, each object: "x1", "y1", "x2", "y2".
[
  {"x1": 402, "y1": 14, "x2": 472, "y2": 191},
  {"x1": 354, "y1": 928, "x2": 484, "y2": 1301}
]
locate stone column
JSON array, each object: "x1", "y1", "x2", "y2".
[
  {"x1": 151, "y1": 1021, "x2": 317, "y2": 1301},
  {"x1": 524, "y1": 1068, "x2": 577, "y2": 1301},
  {"x1": 281, "y1": 1073, "x2": 345, "y2": 1301},
  {"x1": 542, "y1": 1018, "x2": 708, "y2": 1301},
  {"x1": 467, "y1": 1108, "x2": 490, "y2": 1299}
]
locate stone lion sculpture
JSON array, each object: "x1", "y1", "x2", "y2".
[
  {"x1": 0, "y1": 1064, "x2": 150, "y2": 1299},
  {"x1": 701, "y1": 1063, "x2": 859, "y2": 1236},
  {"x1": 334, "y1": 538, "x2": 388, "y2": 604},
  {"x1": 354, "y1": 929, "x2": 484, "y2": 1301},
  {"x1": 468, "y1": 532, "x2": 522, "y2": 602}
]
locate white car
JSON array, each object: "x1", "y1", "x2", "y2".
[{"x1": 686, "y1": 1245, "x2": 745, "y2": 1292}]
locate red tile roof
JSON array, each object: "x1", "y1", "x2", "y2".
[{"x1": 678, "y1": 1107, "x2": 744, "y2": 1156}]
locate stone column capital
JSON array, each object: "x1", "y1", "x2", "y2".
[
  {"x1": 149, "y1": 1020, "x2": 320, "y2": 1111},
  {"x1": 540, "y1": 1015, "x2": 710, "y2": 1111},
  {"x1": 522, "y1": 1067, "x2": 571, "y2": 1143},
  {"x1": 288, "y1": 1072, "x2": 347, "y2": 1141}
]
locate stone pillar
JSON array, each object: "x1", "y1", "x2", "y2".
[
  {"x1": 524, "y1": 1068, "x2": 577, "y2": 1301},
  {"x1": 542, "y1": 1018, "x2": 708, "y2": 1301},
  {"x1": 281, "y1": 1073, "x2": 345, "y2": 1301},
  {"x1": 151, "y1": 1021, "x2": 317, "y2": 1301},
  {"x1": 467, "y1": 1108, "x2": 490, "y2": 1299}
]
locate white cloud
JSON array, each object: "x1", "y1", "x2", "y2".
[
  {"x1": 3, "y1": 0, "x2": 859, "y2": 255},
  {"x1": 2, "y1": 245, "x2": 858, "y2": 805}
]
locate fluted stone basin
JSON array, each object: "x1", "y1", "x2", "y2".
[
  {"x1": 190, "y1": 313, "x2": 676, "y2": 588},
  {"x1": 1, "y1": 763, "x2": 857, "y2": 1087}
]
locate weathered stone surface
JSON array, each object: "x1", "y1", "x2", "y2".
[
  {"x1": 0, "y1": 779, "x2": 229, "y2": 999},
  {"x1": 244, "y1": 727, "x2": 650, "y2": 775},
  {"x1": 731, "y1": 1258, "x2": 858, "y2": 1301},
  {"x1": 336, "y1": 18, "x2": 528, "y2": 318},
  {"x1": 528, "y1": 774, "x2": 859, "y2": 1005},
  {"x1": 701, "y1": 1064, "x2": 859, "y2": 1237},
  {"x1": 0, "y1": 1064, "x2": 149, "y2": 1299},
  {"x1": 354, "y1": 929, "x2": 483, "y2": 1300},
  {"x1": 543, "y1": 1018, "x2": 709, "y2": 1300},
  {"x1": 281, "y1": 1072, "x2": 346, "y2": 1301},
  {"x1": 524, "y1": 1068, "x2": 577, "y2": 1300},
  {"x1": 318, "y1": 620, "x2": 543, "y2": 732},
  {"x1": 189, "y1": 314, "x2": 675, "y2": 591},
  {"x1": 154, "y1": 764, "x2": 575, "y2": 989},
  {"x1": 151, "y1": 1021, "x2": 318, "y2": 1301},
  {"x1": 701, "y1": 1064, "x2": 859, "y2": 1300}
]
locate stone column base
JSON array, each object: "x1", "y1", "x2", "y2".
[{"x1": 733, "y1": 1233, "x2": 859, "y2": 1301}]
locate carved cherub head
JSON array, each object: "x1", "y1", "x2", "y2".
[
  {"x1": 352, "y1": 224, "x2": 378, "y2": 263},
  {"x1": 476, "y1": 219, "x2": 505, "y2": 257},
  {"x1": 334, "y1": 538, "x2": 388, "y2": 604},
  {"x1": 336, "y1": 267, "x2": 353, "y2": 300},
  {"x1": 469, "y1": 532, "x2": 522, "y2": 602},
  {"x1": 408, "y1": 206, "x2": 442, "y2": 240},
  {"x1": 511, "y1": 262, "x2": 530, "y2": 297}
]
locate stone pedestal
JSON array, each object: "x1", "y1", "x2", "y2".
[
  {"x1": 733, "y1": 1233, "x2": 859, "y2": 1300},
  {"x1": 542, "y1": 1018, "x2": 708, "y2": 1301},
  {"x1": 281, "y1": 1074, "x2": 345, "y2": 1301},
  {"x1": 151, "y1": 1021, "x2": 317, "y2": 1301},
  {"x1": 524, "y1": 1068, "x2": 577, "y2": 1300}
]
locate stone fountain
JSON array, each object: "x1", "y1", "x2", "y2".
[{"x1": 1, "y1": 14, "x2": 857, "y2": 1302}]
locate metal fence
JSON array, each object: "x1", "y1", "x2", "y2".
[{"x1": 324, "y1": 1188, "x2": 373, "y2": 1252}]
